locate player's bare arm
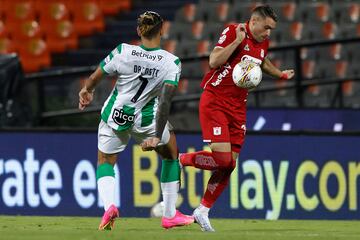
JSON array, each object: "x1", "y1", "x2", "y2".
[
  {"x1": 141, "y1": 83, "x2": 177, "y2": 151},
  {"x1": 78, "y1": 67, "x2": 103, "y2": 110},
  {"x1": 209, "y1": 24, "x2": 246, "y2": 69},
  {"x1": 261, "y1": 57, "x2": 295, "y2": 80}
]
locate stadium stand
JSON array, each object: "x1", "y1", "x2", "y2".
[
  {"x1": 0, "y1": 0, "x2": 360, "y2": 128},
  {"x1": 98, "y1": 0, "x2": 131, "y2": 16},
  {"x1": 43, "y1": 20, "x2": 78, "y2": 53},
  {"x1": 174, "y1": 3, "x2": 196, "y2": 23},
  {"x1": 72, "y1": 1, "x2": 105, "y2": 36}
]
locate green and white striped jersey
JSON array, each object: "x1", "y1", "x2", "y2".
[{"x1": 99, "y1": 43, "x2": 181, "y2": 131}]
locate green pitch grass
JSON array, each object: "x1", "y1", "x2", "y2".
[{"x1": 0, "y1": 216, "x2": 359, "y2": 240}]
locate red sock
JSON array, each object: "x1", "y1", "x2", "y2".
[
  {"x1": 180, "y1": 151, "x2": 218, "y2": 170},
  {"x1": 180, "y1": 151, "x2": 233, "y2": 170},
  {"x1": 201, "y1": 160, "x2": 236, "y2": 208}
]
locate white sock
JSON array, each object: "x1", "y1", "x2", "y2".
[
  {"x1": 198, "y1": 204, "x2": 210, "y2": 215},
  {"x1": 161, "y1": 181, "x2": 179, "y2": 218},
  {"x1": 97, "y1": 176, "x2": 116, "y2": 211}
]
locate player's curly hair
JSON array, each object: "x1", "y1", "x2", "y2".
[{"x1": 137, "y1": 11, "x2": 164, "y2": 39}]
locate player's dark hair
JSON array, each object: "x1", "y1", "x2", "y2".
[
  {"x1": 137, "y1": 11, "x2": 164, "y2": 39},
  {"x1": 252, "y1": 5, "x2": 278, "y2": 22}
]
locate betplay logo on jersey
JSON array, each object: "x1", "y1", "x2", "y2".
[{"x1": 112, "y1": 108, "x2": 135, "y2": 126}]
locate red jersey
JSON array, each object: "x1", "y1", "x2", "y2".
[{"x1": 200, "y1": 23, "x2": 269, "y2": 108}]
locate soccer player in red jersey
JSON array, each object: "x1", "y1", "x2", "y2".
[{"x1": 180, "y1": 5, "x2": 295, "y2": 231}]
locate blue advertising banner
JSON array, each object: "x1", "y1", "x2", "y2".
[
  {"x1": 0, "y1": 132, "x2": 359, "y2": 219},
  {"x1": 247, "y1": 109, "x2": 360, "y2": 131}
]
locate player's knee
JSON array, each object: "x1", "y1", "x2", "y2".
[
  {"x1": 97, "y1": 150, "x2": 117, "y2": 166},
  {"x1": 212, "y1": 151, "x2": 234, "y2": 170}
]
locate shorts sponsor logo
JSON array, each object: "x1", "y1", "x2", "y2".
[
  {"x1": 213, "y1": 127, "x2": 222, "y2": 136},
  {"x1": 112, "y1": 109, "x2": 135, "y2": 126}
]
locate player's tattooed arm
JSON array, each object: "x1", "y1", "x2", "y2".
[{"x1": 155, "y1": 83, "x2": 177, "y2": 139}]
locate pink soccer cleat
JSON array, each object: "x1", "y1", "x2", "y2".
[
  {"x1": 98, "y1": 204, "x2": 119, "y2": 231},
  {"x1": 161, "y1": 210, "x2": 195, "y2": 229}
]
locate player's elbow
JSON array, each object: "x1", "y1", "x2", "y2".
[
  {"x1": 209, "y1": 57, "x2": 220, "y2": 69},
  {"x1": 209, "y1": 48, "x2": 225, "y2": 69},
  {"x1": 209, "y1": 53, "x2": 227, "y2": 69}
]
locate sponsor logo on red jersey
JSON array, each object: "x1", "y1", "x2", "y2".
[{"x1": 211, "y1": 63, "x2": 232, "y2": 87}]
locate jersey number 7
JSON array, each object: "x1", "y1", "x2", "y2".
[{"x1": 131, "y1": 76, "x2": 148, "y2": 103}]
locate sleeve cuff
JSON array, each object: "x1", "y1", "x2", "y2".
[
  {"x1": 164, "y1": 80, "x2": 178, "y2": 87},
  {"x1": 100, "y1": 61, "x2": 109, "y2": 75}
]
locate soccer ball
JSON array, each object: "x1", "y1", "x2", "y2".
[
  {"x1": 232, "y1": 60, "x2": 262, "y2": 89},
  {"x1": 150, "y1": 201, "x2": 164, "y2": 217}
]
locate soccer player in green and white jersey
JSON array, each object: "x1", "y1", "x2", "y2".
[{"x1": 79, "y1": 11, "x2": 194, "y2": 231}]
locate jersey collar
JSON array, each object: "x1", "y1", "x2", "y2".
[
  {"x1": 140, "y1": 45, "x2": 161, "y2": 51},
  {"x1": 245, "y1": 21, "x2": 254, "y2": 40}
]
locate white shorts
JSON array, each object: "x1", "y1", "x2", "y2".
[{"x1": 98, "y1": 120, "x2": 171, "y2": 154}]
